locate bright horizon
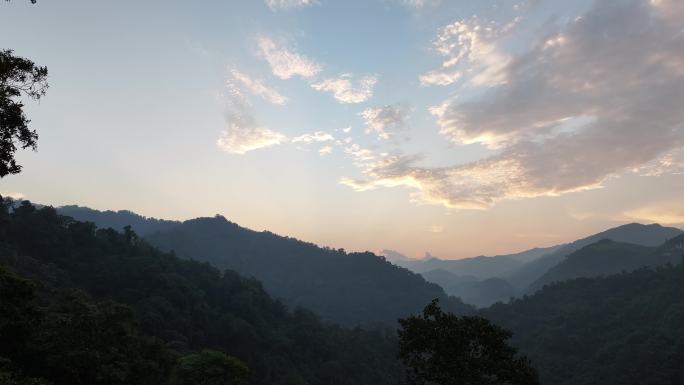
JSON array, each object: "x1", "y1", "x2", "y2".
[{"x1": 1, "y1": 0, "x2": 683, "y2": 259}]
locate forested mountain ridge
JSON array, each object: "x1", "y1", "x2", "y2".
[
  {"x1": 503, "y1": 223, "x2": 682, "y2": 291},
  {"x1": 144, "y1": 215, "x2": 473, "y2": 326},
  {"x1": 527, "y1": 237, "x2": 684, "y2": 292},
  {"x1": 0, "y1": 200, "x2": 403, "y2": 385},
  {"x1": 57, "y1": 205, "x2": 180, "y2": 236},
  {"x1": 481, "y1": 249, "x2": 684, "y2": 385}
]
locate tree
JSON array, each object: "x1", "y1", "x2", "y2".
[
  {"x1": 175, "y1": 350, "x2": 248, "y2": 385},
  {"x1": 0, "y1": 49, "x2": 48, "y2": 177},
  {"x1": 398, "y1": 299, "x2": 539, "y2": 385}
]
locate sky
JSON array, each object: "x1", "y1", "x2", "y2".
[{"x1": 1, "y1": 0, "x2": 684, "y2": 259}]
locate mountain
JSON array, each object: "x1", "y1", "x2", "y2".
[
  {"x1": 481, "y1": 242, "x2": 684, "y2": 385},
  {"x1": 421, "y1": 269, "x2": 478, "y2": 289},
  {"x1": 400, "y1": 245, "x2": 561, "y2": 280},
  {"x1": 144, "y1": 215, "x2": 473, "y2": 326},
  {"x1": 0, "y1": 200, "x2": 403, "y2": 385},
  {"x1": 502, "y1": 245, "x2": 564, "y2": 263},
  {"x1": 421, "y1": 269, "x2": 515, "y2": 308},
  {"x1": 529, "y1": 240, "x2": 648, "y2": 291},
  {"x1": 409, "y1": 254, "x2": 524, "y2": 278},
  {"x1": 531, "y1": 235, "x2": 684, "y2": 292},
  {"x1": 504, "y1": 223, "x2": 683, "y2": 292},
  {"x1": 58, "y1": 205, "x2": 180, "y2": 236},
  {"x1": 379, "y1": 249, "x2": 418, "y2": 266}
]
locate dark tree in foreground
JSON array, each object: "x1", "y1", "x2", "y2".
[
  {"x1": 0, "y1": 49, "x2": 48, "y2": 177},
  {"x1": 398, "y1": 299, "x2": 539, "y2": 385}
]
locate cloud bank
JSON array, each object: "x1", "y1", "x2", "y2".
[{"x1": 345, "y1": 0, "x2": 684, "y2": 209}]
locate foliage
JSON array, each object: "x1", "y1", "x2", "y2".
[
  {"x1": 144, "y1": 215, "x2": 474, "y2": 326},
  {"x1": 175, "y1": 350, "x2": 248, "y2": 385},
  {"x1": 0, "y1": 49, "x2": 47, "y2": 176},
  {"x1": 482, "y1": 247, "x2": 684, "y2": 385},
  {"x1": 0, "y1": 198, "x2": 403, "y2": 385},
  {"x1": 398, "y1": 299, "x2": 539, "y2": 385}
]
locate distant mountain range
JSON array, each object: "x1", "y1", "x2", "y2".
[
  {"x1": 58, "y1": 205, "x2": 683, "y2": 311},
  {"x1": 385, "y1": 223, "x2": 682, "y2": 307}
]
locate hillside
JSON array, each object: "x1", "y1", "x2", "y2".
[
  {"x1": 58, "y1": 205, "x2": 180, "y2": 236},
  {"x1": 144, "y1": 215, "x2": 473, "y2": 326},
  {"x1": 527, "y1": 239, "x2": 680, "y2": 292},
  {"x1": 481, "y1": 246, "x2": 684, "y2": 385},
  {"x1": 410, "y1": 254, "x2": 524, "y2": 278},
  {"x1": 421, "y1": 270, "x2": 515, "y2": 307},
  {"x1": 504, "y1": 223, "x2": 683, "y2": 291},
  {"x1": 0, "y1": 201, "x2": 403, "y2": 385}
]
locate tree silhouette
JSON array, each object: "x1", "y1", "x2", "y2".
[
  {"x1": 0, "y1": 49, "x2": 48, "y2": 177},
  {"x1": 398, "y1": 299, "x2": 539, "y2": 385}
]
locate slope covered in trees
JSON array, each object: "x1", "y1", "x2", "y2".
[
  {"x1": 481, "y1": 241, "x2": 684, "y2": 385},
  {"x1": 504, "y1": 223, "x2": 682, "y2": 292},
  {"x1": 144, "y1": 215, "x2": 473, "y2": 326},
  {"x1": 0, "y1": 199, "x2": 403, "y2": 385},
  {"x1": 58, "y1": 205, "x2": 180, "y2": 236},
  {"x1": 527, "y1": 238, "x2": 684, "y2": 292}
]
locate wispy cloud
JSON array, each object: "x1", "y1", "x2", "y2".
[
  {"x1": 229, "y1": 69, "x2": 288, "y2": 105},
  {"x1": 359, "y1": 104, "x2": 408, "y2": 140},
  {"x1": 345, "y1": 0, "x2": 684, "y2": 209},
  {"x1": 217, "y1": 82, "x2": 287, "y2": 155},
  {"x1": 257, "y1": 37, "x2": 322, "y2": 80},
  {"x1": 217, "y1": 125, "x2": 286, "y2": 155},
  {"x1": 311, "y1": 74, "x2": 377, "y2": 104},
  {"x1": 265, "y1": 0, "x2": 318, "y2": 11},
  {"x1": 291, "y1": 131, "x2": 335, "y2": 143},
  {"x1": 393, "y1": 0, "x2": 441, "y2": 9},
  {"x1": 420, "y1": 16, "x2": 516, "y2": 87}
]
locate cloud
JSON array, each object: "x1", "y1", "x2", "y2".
[
  {"x1": 623, "y1": 206, "x2": 684, "y2": 226},
  {"x1": 319, "y1": 146, "x2": 333, "y2": 156},
  {"x1": 257, "y1": 37, "x2": 322, "y2": 80},
  {"x1": 420, "y1": 16, "x2": 515, "y2": 87},
  {"x1": 359, "y1": 104, "x2": 408, "y2": 140},
  {"x1": 631, "y1": 151, "x2": 684, "y2": 177},
  {"x1": 429, "y1": 225, "x2": 444, "y2": 233},
  {"x1": 265, "y1": 0, "x2": 317, "y2": 11},
  {"x1": 291, "y1": 131, "x2": 335, "y2": 143},
  {"x1": 217, "y1": 125, "x2": 286, "y2": 155},
  {"x1": 217, "y1": 83, "x2": 287, "y2": 155},
  {"x1": 311, "y1": 74, "x2": 377, "y2": 104},
  {"x1": 229, "y1": 69, "x2": 288, "y2": 105},
  {"x1": 343, "y1": 0, "x2": 684, "y2": 209},
  {"x1": 395, "y1": 0, "x2": 441, "y2": 8}
]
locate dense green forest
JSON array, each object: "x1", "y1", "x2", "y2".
[
  {"x1": 0, "y1": 199, "x2": 403, "y2": 385},
  {"x1": 141, "y1": 215, "x2": 473, "y2": 326},
  {"x1": 482, "y1": 238, "x2": 684, "y2": 385},
  {"x1": 527, "y1": 238, "x2": 683, "y2": 291},
  {"x1": 4, "y1": 199, "x2": 684, "y2": 384}
]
